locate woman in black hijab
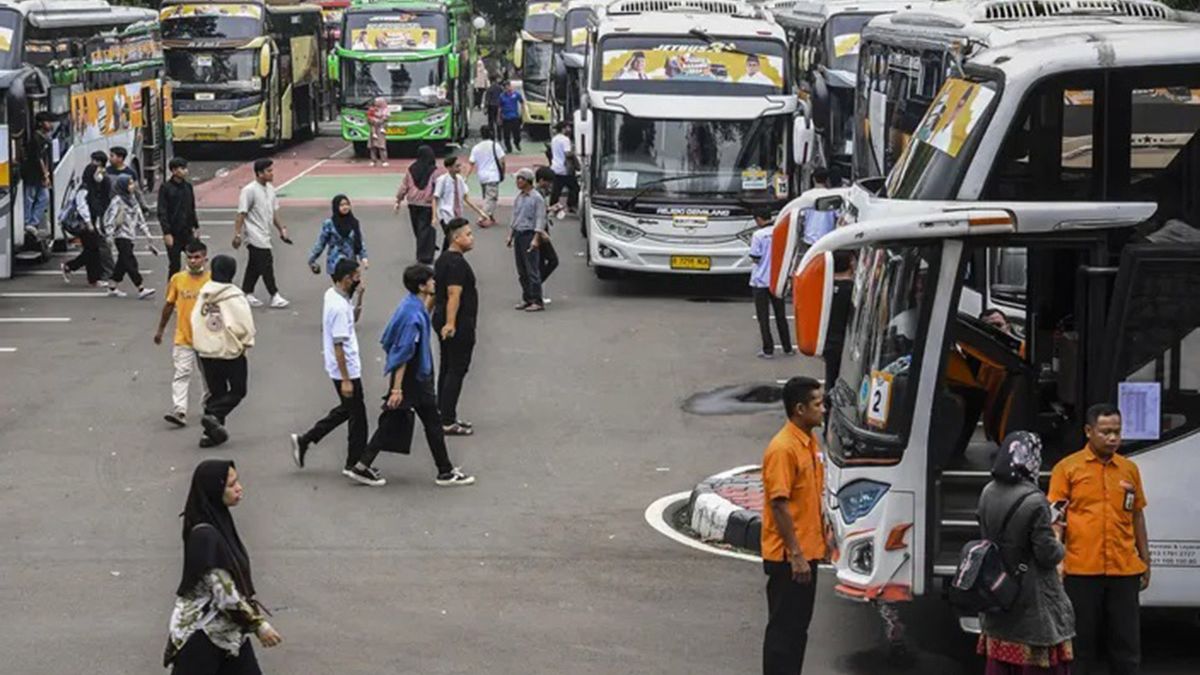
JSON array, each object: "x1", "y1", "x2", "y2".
[
  {"x1": 165, "y1": 460, "x2": 282, "y2": 674},
  {"x1": 394, "y1": 144, "x2": 442, "y2": 264},
  {"x1": 308, "y1": 194, "x2": 369, "y2": 276}
]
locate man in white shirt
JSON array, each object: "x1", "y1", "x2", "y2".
[
  {"x1": 290, "y1": 259, "x2": 384, "y2": 486},
  {"x1": 468, "y1": 125, "x2": 506, "y2": 227},
  {"x1": 548, "y1": 120, "x2": 579, "y2": 213},
  {"x1": 432, "y1": 155, "x2": 486, "y2": 252},
  {"x1": 739, "y1": 54, "x2": 775, "y2": 86},
  {"x1": 232, "y1": 158, "x2": 289, "y2": 308}
]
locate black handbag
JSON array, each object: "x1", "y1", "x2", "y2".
[{"x1": 371, "y1": 400, "x2": 415, "y2": 455}]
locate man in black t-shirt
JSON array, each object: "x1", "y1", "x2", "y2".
[
  {"x1": 432, "y1": 217, "x2": 478, "y2": 436},
  {"x1": 22, "y1": 112, "x2": 53, "y2": 236}
]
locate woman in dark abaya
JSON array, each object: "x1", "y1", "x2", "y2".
[{"x1": 165, "y1": 460, "x2": 282, "y2": 674}]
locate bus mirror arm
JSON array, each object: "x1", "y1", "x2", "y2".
[
  {"x1": 573, "y1": 108, "x2": 592, "y2": 157},
  {"x1": 793, "y1": 115, "x2": 815, "y2": 165}
]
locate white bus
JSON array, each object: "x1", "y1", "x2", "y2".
[
  {"x1": 781, "y1": 0, "x2": 1200, "y2": 621},
  {"x1": 573, "y1": 0, "x2": 804, "y2": 279}
]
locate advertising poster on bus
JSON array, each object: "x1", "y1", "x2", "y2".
[
  {"x1": 70, "y1": 82, "x2": 150, "y2": 142},
  {"x1": 601, "y1": 45, "x2": 783, "y2": 87},
  {"x1": 349, "y1": 16, "x2": 438, "y2": 51},
  {"x1": 911, "y1": 78, "x2": 994, "y2": 158},
  {"x1": 160, "y1": 4, "x2": 263, "y2": 20}
]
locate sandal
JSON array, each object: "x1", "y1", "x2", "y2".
[
  {"x1": 456, "y1": 419, "x2": 473, "y2": 430},
  {"x1": 442, "y1": 423, "x2": 474, "y2": 436}
]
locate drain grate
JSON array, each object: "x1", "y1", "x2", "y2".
[{"x1": 682, "y1": 383, "x2": 784, "y2": 415}]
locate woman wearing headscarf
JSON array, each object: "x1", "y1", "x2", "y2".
[
  {"x1": 308, "y1": 194, "x2": 369, "y2": 277},
  {"x1": 366, "y1": 97, "x2": 390, "y2": 167},
  {"x1": 976, "y1": 431, "x2": 1075, "y2": 675},
  {"x1": 394, "y1": 144, "x2": 443, "y2": 264},
  {"x1": 103, "y1": 173, "x2": 158, "y2": 299},
  {"x1": 165, "y1": 460, "x2": 282, "y2": 674}
]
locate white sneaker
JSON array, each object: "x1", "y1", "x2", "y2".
[
  {"x1": 542, "y1": 297, "x2": 552, "y2": 305},
  {"x1": 60, "y1": 263, "x2": 71, "y2": 284},
  {"x1": 107, "y1": 287, "x2": 127, "y2": 298},
  {"x1": 381, "y1": 161, "x2": 390, "y2": 167},
  {"x1": 137, "y1": 287, "x2": 156, "y2": 300},
  {"x1": 246, "y1": 295, "x2": 264, "y2": 308},
  {"x1": 270, "y1": 293, "x2": 290, "y2": 309},
  {"x1": 435, "y1": 467, "x2": 476, "y2": 487}
]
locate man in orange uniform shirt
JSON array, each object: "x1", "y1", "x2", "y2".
[{"x1": 760, "y1": 376, "x2": 827, "y2": 674}]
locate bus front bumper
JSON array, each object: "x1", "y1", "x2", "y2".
[
  {"x1": 341, "y1": 110, "x2": 452, "y2": 142},
  {"x1": 587, "y1": 216, "x2": 754, "y2": 274},
  {"x1": 826, "y1": 463, "x2": 918, "y2": 603},
  {"x1": 523, "y1": 100, "x2": 550, "y2": 127},
  {"x1": 173, "y1": 112, "x2": 267, "y2": 142}
]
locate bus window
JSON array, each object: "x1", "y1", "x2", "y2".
[{"x1": 1124, "y1": 85, "x2": 1200, "y2": 227}]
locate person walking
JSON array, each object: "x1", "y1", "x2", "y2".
[
  {"x1": 164, "y1": 460, "x2": 282, "y2": 674},
  {"x1": 308, "y1": 194, "x2": 369, "y2": 277},
  {"x1": 548, "y1": 121, "x2": 579, "y2": 213},
  {"x1": 474, "y1": 57, "x2": 489, "y2": 109},
  {"x1": 433, "y1": 218, "x2": 477, "y2": 437},
  {"x1": 158, "y1": 157, "x2": 201, "y2": 281},
  {"x1": 366, "y1": 97, "x2": 390, "y2": 167},
  {"x1": 533, "y1": 167, "x2": 560, "y2": 300},
  {"x1": 395, "y1": 145, "x2": 442, "y2": 265},
  {"x1": 155, "y1": 240, "x2": 212, "y2": 428},
  {"x1": 290, "y1": 259, "x2": 376, "y2": 483},
  {"x1": 432, "y1": 155, "x2": 486, "y2": 252},
  {"x1": 508, "y1": 168, "x2": 546, "y2": 312},
  {"x1": 484, "y1": 76, "x2": 504, "y2": 134},
  {"x1": 61, "y1": 151, "x2": 111, "y2": 285},
  {"x1": 104, "y1": 174, "x2": 158, "y2": 299},
  {"x1": 498, "y1": 80, "x2": 524, "y2": 153},
  {"x1": 107, "y1": 146, "x2": 150, "y2": 211},
  {"x1": 468, "y1": 125, "x2": 505, "y2": 227},
  {"x1": 977, "y1": 431, "x2": 1076, "y2": 675},
  {"x1": 22, "y1": 112, "x2": 53, "y2": 238},
  {"x1": 760, "y1": 376, "x2": 827, "y2": 675},
  {"x1": 1048, "y1": 404, "x2": 1150, "y2": 675},
  {"x1": 747, "y1": 208, "x2": 792, "y2": 359},
  {"x1": 358, "y1": 264, "x2": 476, "y2": 487},
  {"x1": 191, "y1": 255, "x2": 256, "y2": 448},
  {"x1": 233, "y1": 159, "x2": 289, "y2": 309}
]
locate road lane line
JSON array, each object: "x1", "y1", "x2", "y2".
[
  {"x1": 0, "y1": 292, "x2": 108, "y2": 298},
  {"x1": 276, "y1": 143, "x2": 353, "y2": 192},
  {"x1": 0, "y1": 317, "x2": 71, "y2": 323},
  {"x1": 0, "y1": 347, "x2": 17, "y2": 353},
  {"x1": 21, "y1": 269, "x2": 151, "y2": 275}
]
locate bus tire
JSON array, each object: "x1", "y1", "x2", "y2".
[
  {"x1": 352, "y1": 141, "x2": 368, "y2": 158},
  {"x1": 594, "y1": 265, "x2": 619, "y2": 281}
]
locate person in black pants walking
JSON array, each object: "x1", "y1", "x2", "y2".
[
  {"x1": 61, "y1": 151, "x2": 111, "y2": 285},
  {"x1": 158, "y1": 157, "x2": 200, "y2": 280},
  {"x1": 508, "y1": 169, "x2": 546, "y2": 312},
  {"x1": 534, "y1": 167, "x2": 560, "y2": 289},
  {"x1": 191, "y1": 255, "x2": 256, "y2": 448},
  {"x1": 290, "y1": 259, "x2": 374, "y2": 483},
  {"x1": 356, "y1": 265, "x2": 476, "y2": 487},
  {"x1": 484, "y1": 77, "x2": 503, "y2": 136},
  {"x1": 433, "y1": 218, "x2": 478, "y2": 437},
  {"x1": 233, "y1": 159, "x2": 289, "y2": 309},
  {"x1": 747, "y1": 208, "x2": 792, "y2": 358}
]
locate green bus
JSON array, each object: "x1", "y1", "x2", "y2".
[{"x1": 330, "y1": 0, "x2": 478, "y2": 153}]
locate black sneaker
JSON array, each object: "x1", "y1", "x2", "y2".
[
  {"x1": 346, "y1": 464, "x2": 386, "y2": 487},
  {"x1": 435, "y1": 468, "x2": 476, "y2": 487},
  {"x1": 201, "y1": 415, "x2": 229, "y2": 445},
  {"x1": 290, "y1": 433, "x2": 310, "y2": 468},
  {"x1": 199, "y1": 436, "x2": 218, "y2": 448}
]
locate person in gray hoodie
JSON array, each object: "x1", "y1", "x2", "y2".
[
  {"x1": 191, "y1": 255, "x2": 256, "y2": 449},
  {"x1": 977, "y1": 431, "x2": 1076, "y2": 674}
]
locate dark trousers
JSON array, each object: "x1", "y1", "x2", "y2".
[
  {"x1": 65, "y1": 228, "x2": 106, "y2": 283},
  {"x1": 763, "y1": 560, "x2": 818, "y2": 675},
  {"x1": 486, "y1": 106, "x2": 499, "y2": 133},
  {"x1": 502, "y1": 118, "x2": 522, "y2": 153},
  {"x1": 167, "y1": 229, "x2": 194, "y2": 279},
  {"x1": 200, "y1": 355, "x2": 248, "y2": 425},
  {"x1": 513, "y1": 230, "x2": 543, "y2": 305},
  {"x1": 171, "y1": 631, "x2": 261, "y2": 675},
  {"x1": 242, "y1": 245, "x2": 278, "y2": 296},
  {"x1": 304, "y1": 378, "x2": 368, "y2": 469},
  {"x1": 410, "y1": 205, "x2": 436, "y2": 264},
  {"x1": 550, "y1": 174, "x2": 579, "y2": 211},
  {"x1": 362, "y1": 374, "x2": 454, "y2": 475},
  {"x1": 473, "y1": 87, "x2": 484, "y2": 108},
  {"x1": 540, "y1": 238, "x2": 559, "y2": 283},
  {"x1": 111, "y1": 237, "x2": 143, "y2": 287},
  {"x1": 437, "y1": 333, "x2": 475, "y2": 425},
  {"x1": 1065, "y1": 574, "x2": 1142, "y2": 675},
  {"x1": 753, "y1": 287, "x2": 792, "y2": 354}
]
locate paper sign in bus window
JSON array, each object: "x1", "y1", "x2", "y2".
[
  {"x1": 601, "y1": 47, "x2": 783, "y2": 88},
  {"x1": 741, "y1": 168, "x2": 768, "y2": 190},
  {"x1": 351, "y1": 25, "x2": 437, "y2": 51},
  {"x1": 527, "y1": 2, "x2": 561, "y2": 15},
  {"x1": 833, "y1": 33, "x2": 861, "y2": 58},
  {"x1": 605, "y1": 170, "x2": 638, "y2": 189},
  {"x1": 570, "y1": 27, "x2": 587, "y2": 47},
  {"x1": 866, "y1": 370, "x2": 894, "y2": 429},
  {"x1": 911, "y1": 78, "x2": 995, "y2": 158},
  {"x1": 0, "y1": 27, "x2": 12, "y2": 52},
  {"x1": 160, "y1": 4, "x2": 263, "y2": 20},
  {"x1": 1118, "y1": 381, "x2": 1161, "y2": 441}
]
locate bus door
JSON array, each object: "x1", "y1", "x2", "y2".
[{"x1": 141, "y1": 85, "x2": 164, "y2": 191}]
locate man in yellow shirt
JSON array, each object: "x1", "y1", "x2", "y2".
[
  {"x1": 1048, "y1": 403, "x2": 1150, "y2": 675},
  {"x1": 760, "y1": 376, "x2": 827, "y2": 675},
  {"x1": 154, "y1": 240, "x2": 211, "y2": 427}
]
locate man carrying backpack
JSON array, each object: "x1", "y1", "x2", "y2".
[{"x1": 190, "y1": 254, "x2": 256, "y2": 448}]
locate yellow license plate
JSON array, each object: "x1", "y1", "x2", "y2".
[
  {"x1": 195, "y1": 133, "x2": 217, "y2": 141},
  {"x1": 389, "y1": 127, "x2": 407, "y2": 136},
  {"x1": 670, "y1": 255, "x2": 711, "y2": 271}
]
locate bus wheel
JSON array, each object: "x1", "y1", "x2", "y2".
[
  {"x1": 594, "y1": 265, "x2": 619, "y2": 281},
  {"x1": 352, "y1": 141, "x2": 368, "y2": 158}
]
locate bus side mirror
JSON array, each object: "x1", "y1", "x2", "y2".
[
  {"x1": 327, "y1": 52, "x2": 340, "y2": 82},
  {"x1": 259, "y1": 45, "x2": 271, "y2": 79},
  {"x1": 448, "y1": 54, "x2": 460, "y2": 79},
  {"x1": 815, "y1": 195, "x2": 843, "y2": 212},
  {"x1": 768, "y1": 207, "x2": 798, "y2": 299},
  {"x1": 513, "y1": 39, "x2": 523, "y2": 68},
  {"x1": 573, "y1": 108, "x2": 591, "y2": 156},
  {"x1": 793, "y1": 250, "x2": 833, "y2": 357},
  {"x1": 793, "y1": 114, "x2": 815, "y2": 165}
]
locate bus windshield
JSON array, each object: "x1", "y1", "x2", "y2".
[
  {"x1": 524, "y1": 2, "x2": 560, "y2": 38},
  {"x1": 886, "y1": 77, "x2": 998, "y2": 199},
  {"x1": 523, "y1": 40, "x2": 552, "y2": 82},
  {"x1": 596, "y1": 35, "x2": 786, "y2": 96},
  {"x1": 827, "y1": 14, "x2": 870, "y2": 75},
  {"x1": 0, "y1": 9, "x2": 19, "y2": 70},
  {"x1": 563, "y1": 8, "x2": 590, "y2": 56},
  {"x1": 593, "y1": 111, "x2": 788, "y2": 204},
  {"x1": 343, "y1": 10, "x2": 448, "y2": 51},
  {"x1": 342, "y1": 56, "x2": 445, "y2": 108},
  {"x1": 834, "y1": 243, "x2": 940, "y2": 445},
  {"x1": 160, "y1": 4, "x2": 264, "y2": 40},
  {"x1": 166, "y1": 49, "x2": 257, "y2": 87}
]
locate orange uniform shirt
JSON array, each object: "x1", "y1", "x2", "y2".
[
  {"x1": 167, "y1": 270, "x2": 211, "y2": 346},
  {"x1": 760, "y1": 421, "x2": 828, "y2": 563},
  {"x1": 1048, "y1": 446, "x2": 1148, "y2": 577}
]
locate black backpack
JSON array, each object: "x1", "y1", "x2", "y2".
[{"x1": 949, "y1": 490, "x2": 1036, "y2": 614}]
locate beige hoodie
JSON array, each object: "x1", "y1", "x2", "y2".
[{"x1": 191, "y1": 281, "x2": 256, "y2": 359}]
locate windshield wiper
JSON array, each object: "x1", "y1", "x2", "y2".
[
  {"x1": 687, "y1": 28, "x2": 754, "y2": 58},
  {"x1": 620, "y1": 173, "x2": 714, "y2": 211}
]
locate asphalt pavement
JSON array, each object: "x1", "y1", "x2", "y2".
[{"x1": 1, "y1": 126, "x2": 1196, "y2": 674}]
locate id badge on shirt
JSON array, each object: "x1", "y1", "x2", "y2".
[{"x1": 1120, "y1": 479, "x2": 1136, "y2": 511}]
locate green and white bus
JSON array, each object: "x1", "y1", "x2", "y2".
[{"x1": 331, "y1": 0, "x2": 480, "y2": 153}]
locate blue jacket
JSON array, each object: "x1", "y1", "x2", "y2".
[
  {"x1": 308, "y1": 218, "x2": 368, "y2": 276},
  {"x1": 381, "y1": 294, "x2": 433, "y2": 382}
]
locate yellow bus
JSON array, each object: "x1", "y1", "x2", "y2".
[{"x1": 161, "y1": 0, "x2": 323, "y2": 144}]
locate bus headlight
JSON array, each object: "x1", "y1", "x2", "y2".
[
  {"x1": 837, "y1": 479, "x2": 889, "y2": 525},
  {"x1": 594, "y1": 216, "x2": 643, "y2": 242},
  {"x1": 232, "y1": 104, "x2": 262, "y2": 118},
  {"x1": 423, "y1": 112, "x2": 449, "y2": 126}
]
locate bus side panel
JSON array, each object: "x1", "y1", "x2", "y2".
[
  {"x1": 281, "y1": 83, "x2": 294, "y2": 140},
  {"x1": 0, "y1": 124, "x2": 10, "y2": 279},
  {"x1": 1139, "y1": 433, "x2": 1200, "y2": 607}
]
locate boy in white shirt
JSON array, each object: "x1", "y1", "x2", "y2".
[{"x1": 468, "y1": 125, "x2": 505, "y2": 227}]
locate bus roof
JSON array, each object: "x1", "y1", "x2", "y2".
[
  {"x1": 1, "y1": 0, "x2": 156, "y2": 27},
  {"x1": 347, "y1": 0, "x2": 469, "y2": 11},
  {"x1": 770, "y1": 0, "x2": 928, "y2": 24},
  {"x1": 598, "y1": 0, "x2": 783, "y2": 39}
]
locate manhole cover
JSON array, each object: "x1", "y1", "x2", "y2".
[{"x1": 682, "y1": 383, "x2": 783, "y2": 415}]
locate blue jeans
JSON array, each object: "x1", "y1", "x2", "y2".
[{"x1": 23, "y1": 183, "x2": 48, "y2": 229}]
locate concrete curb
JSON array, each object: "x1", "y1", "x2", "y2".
[{"x1": 687, "y1": 464, "x2": 764, "y2": 555}]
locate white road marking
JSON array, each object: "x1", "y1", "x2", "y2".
[
  {"x1": 753, "y1": 315, "x2": 796, "y2": 321},
  {"x1": 276, "y1": 144, "x2": 353, "y2": 192},
  {"x1": 0, "y1": 292, "x2": 107, "y2": 298},
  {"x1": 0, "y1": 317, "x2": 71, "y2": 323},
  {"x1": 0, "y1": 347, "x2": 17, "y2": 353},
  {"x1": 21, "y1": 269, "x2": 151, "y2": 275}
]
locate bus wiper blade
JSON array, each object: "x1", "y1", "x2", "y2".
[{"x1": 620, "y1": 173, "x2": 713, "y2": 211}]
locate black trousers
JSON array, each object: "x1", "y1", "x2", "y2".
[
  {"x1": 242, "y1": 245, "x2": 278, "y2": 296},
  {"x1": 362, "y1": 373, "x2": 454, "y2": 475},
  {"x1": 486, "y1": 106, "x2": 499, "y2": 133},
  {"x1": 167, "y1": 229, "x2": 194, "y2": 279},
  {"x1": 753, "y1": 287, "x2": 792, "y2": 354},
  {"x1": 437, "y1": 333, "x2": 475, "y2": 425},
  {"x1": 540, "y1": 237, "x2": 559, "y2": 283},
  {"x1": 550, "y1": 174, "x2": 579, "y2": 211},
  {"x1": 410, "y1": 205, "x2": 436, "y2": 264},
  {"x1": 65, "y1": 228, "x2": 106, "y2": 283},
  {"x1": 513, "y1": 230, "x2": 543, "y2": 305},
  {"x1": 110, "y1": 237, "x2": 143, "y2": 286},
  {"x1": 763, "y1": 560, "x2": 818, "y2": 675},
  {"x1": 171, "y1": 632, "x2": 261, "y2": 675},
  {"x1": 200, "y1": 355, "x2": 248, "y2": 425},
  {"x1": 473, "y1": 87, "x2": 485, "y2": 108},
  {"x1": 501, "y1": 118, "x2": 522, "y2": 153},
  {"x1": 304, "y1": 378, "x2": 368, "y2": 469},
  {"x1": 1065, "y1": 574, "x2": 1142, "y2": 675}
]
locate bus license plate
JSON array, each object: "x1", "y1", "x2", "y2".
[
  {"x1": 389, "y1": 126, "x2": 407, "y2": 135},
  {"x1": 671, "y1": 255, "x2": 711, "y2": 271}
]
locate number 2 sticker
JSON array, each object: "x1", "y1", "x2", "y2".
[{"x1": 866, "y1": 370, "x2": 893, "y2": 429}]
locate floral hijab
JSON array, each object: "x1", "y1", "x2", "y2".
[{"x1": 991, "y1": 430, "x2": 1043, "y2": 484}]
